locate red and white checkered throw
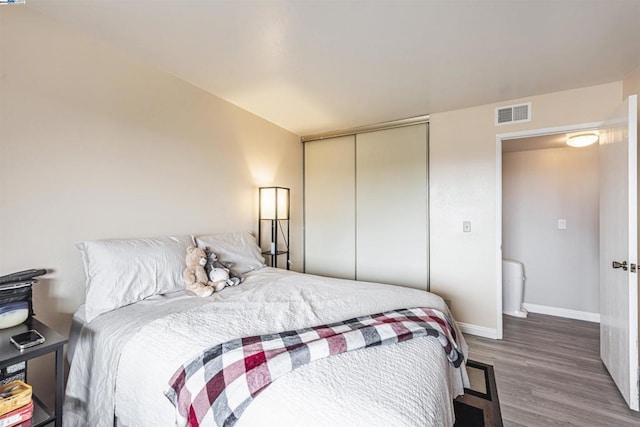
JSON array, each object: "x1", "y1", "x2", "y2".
[{"x1": 165, "y1": 307, "x2": 464, "y2": 427}]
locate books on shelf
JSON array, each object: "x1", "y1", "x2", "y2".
[
  {"x1": 0, "y1": 381, "x2": 33, "y2": 427},
  {"x1": 0, "y1": 401, "x2": 33, "y2": 427},
  {"x1": 0, "y1": 362, "x2": 25, "y2": 387}
]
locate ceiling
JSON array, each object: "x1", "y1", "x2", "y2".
[
  {"x1": 502, "y1": 131, "x2": 600, "y2": 153},
  {"x1": 27, "y1": 0, "x2": 640, "y2": 137}
]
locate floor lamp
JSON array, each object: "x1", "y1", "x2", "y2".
[{"x1": 258, "y1": 187, "x2": 290, "y2": 269}]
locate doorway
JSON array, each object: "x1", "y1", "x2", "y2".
[
  {"x1": 502, "y1": 131, "x2": 601, "y2": 321},
  {"x1": 495, "y1": 121, "x2": 604, "y2": 339}
]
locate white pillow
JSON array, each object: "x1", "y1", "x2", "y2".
[
  {"x1": 77, "y1": 235, "x2": 193, "y2": 322},
  {"x1": 195, "y1": 232, "x2": 265, "y2": 276}
]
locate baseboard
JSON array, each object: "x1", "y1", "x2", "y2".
[
  {"x1": 458, "y1": 322, "x2": 499, "y2": 339},
  {"x1": 522, "y1": 303, "x2": 600, "y2": 323}
]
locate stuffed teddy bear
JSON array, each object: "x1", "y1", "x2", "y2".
[
  {"x1": 183, "y1": 245, "x2": 217, "y2": 297},
  {"x1": 205, "y1": 249, "x2": 242, "y2": 290}
]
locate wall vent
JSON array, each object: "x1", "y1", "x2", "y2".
[{"x1": 495, "y1": 102, "x2": 531, "y2": 126}]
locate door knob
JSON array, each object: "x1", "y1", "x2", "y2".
[{"x1": 612, "y1": 261, "x2": 628, "y2": 271}]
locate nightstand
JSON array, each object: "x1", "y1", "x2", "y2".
[{"x1": 0, "y1": 318, "x2": 67, "y2": 426}]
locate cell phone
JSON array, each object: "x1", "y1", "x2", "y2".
[{"x1": 10, "y1": 330, "x2": 45, "y2": 350}]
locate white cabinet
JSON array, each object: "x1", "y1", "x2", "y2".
[{"x1": 304, "y1": 123, "x2": 429, "y2": 290}]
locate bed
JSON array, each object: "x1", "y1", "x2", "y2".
[{"x1": 63, "y1": 232, "x2": 469, "y2": 427}]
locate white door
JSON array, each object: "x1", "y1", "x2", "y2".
[
  {"x1": 304, "y1": 135, "x2": 356, "y2": 279},
  {"x1": 599, "y1": 94, "x2": 638, "y2": 411},
  {"x1": 356, "y1": 124, "x2": 428, "y2": 289}
]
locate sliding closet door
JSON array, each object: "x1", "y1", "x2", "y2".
[
  {"x1": 356, "y1": 124, "x2": 428, "y2": 290},
  {"x1": 304, "y1": 136, "x2": 356, "y2": 279}
]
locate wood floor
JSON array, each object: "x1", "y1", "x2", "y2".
[{"x1": 464, "y1": 313, "x2": 640, "y2": 426}]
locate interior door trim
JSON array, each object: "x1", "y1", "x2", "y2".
[{"x1": 495, "y1": 120, "x2": 604, "y2": 340}]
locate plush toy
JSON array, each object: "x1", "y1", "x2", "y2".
[
  {"x1": 208, "y1": 265, "x2": 232, "y2": 293},
  {"x1": 183, "y1": 245, "x2": 216, "y2": 297},
  {"x1": 205, "y1": 249, "x2": 242, "y2": 290}
]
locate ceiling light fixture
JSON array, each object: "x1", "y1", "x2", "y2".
[{"x1": 566, "y1": 133, "x2": 599, "y2": 148}]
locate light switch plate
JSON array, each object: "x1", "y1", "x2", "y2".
[
  {"x1": 463, "y1": 221, "x2": 471, "y2": 232},
  {"x1": 558, "y1": 219, "x2": 567, "y2": 230}
]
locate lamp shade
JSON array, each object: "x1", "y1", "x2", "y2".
[
  {"x1": 259, "y1": 187, "x2": 289, "y2": 220},
  {"x1": 567, "y1": 133, "x2": 599, "y2": 148}
]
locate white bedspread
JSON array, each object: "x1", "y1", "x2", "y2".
[{"x1": 64, "y1": 268, "x2": 468, "y2": 427}]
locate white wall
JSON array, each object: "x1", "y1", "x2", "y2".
[
  {"x1": 0, "y1": 7, "x2": 302, "y2": 401},
  {"x1": 430, "y1": 81, "x2": 622, "y2": 335},
  {"x1": 502, "y1": 146, "x2": 599, "y2": 315}
]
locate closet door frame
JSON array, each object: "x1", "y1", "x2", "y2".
[{"x1": 302, "y1": 115, "x2": 430, "y2": 290}]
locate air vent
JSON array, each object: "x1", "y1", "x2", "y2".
[{"x1": 495, "y1": 102, "x2": 531, "y2": 125}]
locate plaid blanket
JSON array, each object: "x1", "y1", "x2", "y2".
[{"x1": 165, "y1": 307, "x2": 464, "y2": 427}]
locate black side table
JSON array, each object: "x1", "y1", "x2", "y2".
[{"x1": 0, "y1": 318, "x2": 67, "y2": 426}]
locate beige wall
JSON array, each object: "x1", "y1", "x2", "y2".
[
  {"x1": 430, "y1": 82, "x2": 622, "y2": 334},
  {"x1": 623, "y1": 69, "x2": 640, "y2": 99},
  {"x1": 0, "y1": 7, "x2": 302, "y2": 336}
]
